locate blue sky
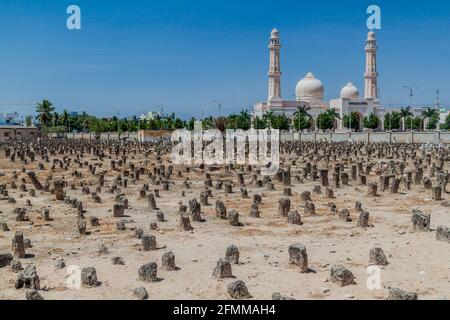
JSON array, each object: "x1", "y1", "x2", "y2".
[{"x1": 0, "y1": 0, "x2": 449, "y2": 119}]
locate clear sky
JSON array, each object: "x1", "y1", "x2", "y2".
[{"x1": 0, "y1": 0, "x2": 449, "y2": 119}]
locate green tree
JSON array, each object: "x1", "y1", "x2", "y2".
[
  {"x1": 174, "y1": 118, "x2": 185, "y2": 129},
  {"x1": 253, "y1": 116, "x2": 267, "y2": 129},
  {"x1": 363, "y1": 113, "x2": 380, "y2": 129},
  {"x1": 236, "y1": 109, "x2": 251, "y2": 130},
  {"x1": 421, "y1": 107, "x2": 439, "y2": 130},
  {"x1": 202, "y1": 116, "x2": 214, "y2": 130},
  {"x1": 271, "y1": 114, "x2": 289, "y2": 130},
  {"x1": 327, "y1": 108, "x2": 341, "y2": 130},
  {"x1": 293, "y1": 106, "x2": 312, "y2": 131},
  {"x1": 427, "y1": 114, "x2": 440, "y2": 130},
  {"x1": 52, "y1": 111, "x2": 61, "y2": 127},
  {"x1": 440, "y1": 114, "x2": 450, "y2": 130},
  {"x1": 399, "y1": 107, "x2": 413, "y2": 131},
  {"x1": 61, "y1": 110, "x2": 70, "y2": 131},
  {"x1": 36, "y1": 100, "x2": 55, "y2": 127},
  {"x1": 186, "y1": 117, "x2": 196, "y2": 130},
  {"x1": 25, "y1": 116, "x2": 33, "y2": 127},
  {"x1": 263, "y1": 111, "x2": 275, "y2": 128},
  {"x1": 316, "y1": 112, "x2": 334, "y2": 131},
  {"x1": 404, "y1": 116, "x2": 422, "y2": 130},
  {"x1": 384, "y1": 112, "x2": 402, "y2": 130},
  {"x1": 293, "y1": 113, "x2": 312, "y2": 131},
  {"x1": 343, "y1": 112, "x2": 360, "y2": 130}
]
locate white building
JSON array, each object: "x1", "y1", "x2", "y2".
[
  {"x1": 139, "y1": 111, "x2": 162, "y2": 121},
  {"x1": 254, "y1": 29, "x2": 388, "y2": 130},
  {"x1": 0, "y1": 112, "x2": 20, "y2": 126}
]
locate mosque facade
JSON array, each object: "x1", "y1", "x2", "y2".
[{"x1": 254, "y1": 29, "x2": 391, "y2": 130}]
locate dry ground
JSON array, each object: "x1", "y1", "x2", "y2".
[{"x1": 0, "y1": 147, "x2": 449, "y2": 300}]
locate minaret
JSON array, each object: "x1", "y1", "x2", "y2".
[
  {"x1": 435, "y1": 89, "x2": 441, "y2": 109},
  {"x1": 268, "y1": 29, "x2": 282, "y2": 101},
  {"x1": 364, "y1": 31, "x2": 378, "y2": 99}
]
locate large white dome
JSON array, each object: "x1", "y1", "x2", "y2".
[
  {"x1": 295, "y1": 72, "x2": 324, "y2": 102},
  {"x1": 340, "y1": 82, "x2": 359, "y2": 99}
]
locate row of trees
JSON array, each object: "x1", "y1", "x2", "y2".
[
  {"x1": 34, "y1": 100, "x2": 450, "y2": 134},
  {"x1": 293, "y1": 106, "x2": 444, "y2": 131},
  {"x1": 35, "y1": 100, "x2": 187, "y2": 134}
]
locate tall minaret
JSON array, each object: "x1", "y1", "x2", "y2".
[
  {"x1": 435, "y1": 89, "x2": 441, "y2": 109},
  {"x1": 268, "y1": 28, "x2": 282, "y2": 101},
  {"x1": 364, "y1": 31, "x2": 378, "y2": 99}
]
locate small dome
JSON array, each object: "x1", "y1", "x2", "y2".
[
  {"x1": 271, "y1": 28, "x2": 279, "y2": 38},
  {"x1": 340, "y1": 82, "x2": 359, "y2": 99},
  {"x1": 367, "y1": 31, "x2": 376, "y2": 40},
  {"x1": 296, "y1": 72, "x2": 324, "y2": 102}
]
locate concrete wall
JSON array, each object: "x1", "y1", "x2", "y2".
[
  {"x1": 0, "y1": 127, "x2": 40, "y2": 140},
  {"x1": 50, "y1": 130, "x2": 450, "y2": 145},
  {"x1": 49, "y1": 132, "x2": 137, "y2": 140},
  {"x1": 281, "y1": 131, "x2": 450, "y2": 144}
]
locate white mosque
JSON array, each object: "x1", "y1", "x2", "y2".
[{"x1": 254, "y1": 29, "x2": 388, "y2": 130}]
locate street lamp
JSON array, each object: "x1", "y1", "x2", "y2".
[
  {"x1": 212, "y1": 100, "x2": 223, "y2": 116},
  {"x1": 402, "y1": 86, "x2": 416, "y2": 107},
  {"x1": 403, "y1": 86, "x2": 419, "y2": 131}
]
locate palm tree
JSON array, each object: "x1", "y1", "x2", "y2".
[
  {"x1": 263, "y1": 111, "x2": 275, "y2": 128},
  {"x1": 51, "y1": 112, "x2": 60, "y2": 127},
  {"x1": 421, "y1": 107, "x2": 439, "y2": 130},
  {"x1": 399, "y1": 106, "x2": 413, "y2": 131},
  {"x1": 239, "y1": 109, "x2": 250, "y2": 119},
  {"x1": 294, "y1": 105, "x2": 312, "y2": 131},
  {"x1": 36, "y1": 100, "x2": 55, "y2": 128},
  {"x1": 61, "y1": 109, "x2": 70, "y2": 128},
  {"x1": 214, "y1": 116, "x2": 227, "y2": 133},
  {"x1": 61, "y1": 109, "x2": 73, "y2": 132},
  {"x1": 237, "y1": 109, "x2": 251, "y2": 130},
  {"x1": 81, "y1": 112, "x2": 90, "y2": 132},
  {"x1": 327, "y1": 108, "x2": 341, "y2": 131}
]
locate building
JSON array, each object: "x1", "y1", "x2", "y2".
[
  {"x1": 139, "y1": 112, "x2": 162, "y2": 122},
  {"x1": 254, "y1": 29, "x2": 388, "y2": 130},
  {"x1": 137, "y1": 129, "x2": 171, "y2": 142},
  {"x1": 0, "y1": 126, "x2": 41, "y2": 140},
  {"x1": 0, "y1": 112, "x2": 20, "y2": 125},
  {"x1": 439, "y1": 109, "x2": 450, "y2": 126}
]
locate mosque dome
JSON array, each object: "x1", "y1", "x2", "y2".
[
  {"x1": 340, "y1": 82, "x2": 359, "y2": 99},
  {"x1": 271, "y1": 28, "x2": 279, "y2": 38},
  {"x1": 295, "y1": 72, "x2": 324, "y2": 102}
]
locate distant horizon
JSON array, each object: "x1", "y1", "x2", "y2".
[{"x1": 1, "y1": 0, "x2": 449, "y2": 119}]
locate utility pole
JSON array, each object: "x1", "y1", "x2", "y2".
[
  {"x1": 212, "y1": 100, "x2": 226, "y2": 116},
  {"x1": 349, "y1": 110, "x2": 352, "y2": 131},
  {"x1": 403, "y1": 86, "x2": 419, "y2": 131},
  {"x1": 403, "y1": 85, "x2": 419, "y2": 107},
  {"x1": 386, "y1": 97, "x2": 392, "y2": 131},
  {"x1": 436, "y1": 89, "x2": 440, "y2": 110}
]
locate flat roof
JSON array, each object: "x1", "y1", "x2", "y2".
[{"x1": 0, "y1": 126, "x2": 39, "y2": 129}]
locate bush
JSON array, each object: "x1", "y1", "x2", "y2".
[
  {"x1": 343, "y1": 112, "x2": 360, "y2": 130},
  {"x1": 363, "y1": 113, "x2": 380, "y2": 129},
  {"x1": 316, "y1": 112, "x2": 334, "y2": 130},
  {"x1": 384, "y1": 112, "x2": 401, "y2": 130},
  {"x1": 293, "y1": 114, "x2": 312, "y2": 131},
  {"x1": 44, "y1": 125, "x2": 68, "y2": 134}
]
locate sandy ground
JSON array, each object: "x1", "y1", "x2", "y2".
[{"x1": 0, "y1": 145, "x2": 449, "y2": 300}]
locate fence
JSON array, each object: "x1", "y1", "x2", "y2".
[
  {"x1": 49, "y1": 131, "x2": 450, "y2": 144},
  {"x1": 281, "y1": 131, "x2": 450, "y2": 144},
  {"x1": 49, "y1": 132, "x2": 139, "y2": 140}
]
